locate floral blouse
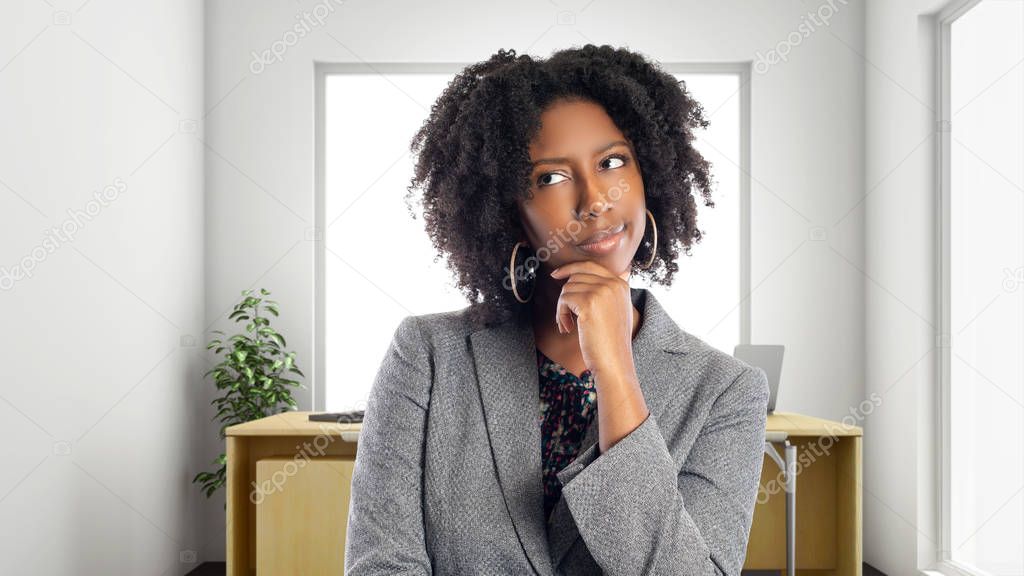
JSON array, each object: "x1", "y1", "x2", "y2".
[{"x1": 536, "y1": 347, "x2": 599, "y2": 522}]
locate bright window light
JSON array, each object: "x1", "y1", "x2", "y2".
[
  {"x1": 321, "y1": 69, "x2": 744, "y2": 411},
  {"x1": 948, "y1": 1, "x2": 1024, "y2": 573}
]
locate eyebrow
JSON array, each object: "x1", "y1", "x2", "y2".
[{"x1": 530, "y1": 140, "x2": 630, "y2": 167}]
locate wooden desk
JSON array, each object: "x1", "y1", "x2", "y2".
[
  {"x1": 747, "y1": 412, "x2": 863, "y2": 576},
  {"x1": 225, "y1": 411, "x2": 861, "y2": 575},
  {"x1": 225, "y1": 412, "x2": 360, "y2": 576}
]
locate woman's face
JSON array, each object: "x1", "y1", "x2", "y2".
[{"x1": 517, "y1": 98, "x2": 647, "y2": 278}]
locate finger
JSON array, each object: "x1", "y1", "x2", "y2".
[
  {"x1": 556, "y1": 276, "x2": 602, "y2": 333},
  {"x1": 561, "y1": 273, "x2": 606, "y2": 286},
  {"x1": 550, "y1": 259, "x2": 618, "y2": 280},
  {"x1": 555, "y1": 291, "x2": 583, "y2": 335},
  {"x1": 557, "y1": 282, "x2": 601, "y2": 295},
  {"x1": 560, "y1": 278, "x2": 622, "y2": 302},
  {"x1": 556, "y1": 284, "x2": 604, "y2": 329}
]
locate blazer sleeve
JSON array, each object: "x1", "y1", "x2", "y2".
[
  {"x1": 555, "y1": 366, "x2": 770, "y2": 575},
  {"x1": 344, "y1": 315, "x2": 434, "y2": 575}
]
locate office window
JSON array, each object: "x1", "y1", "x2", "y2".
[
  {"x1": 653, "y1": 72, "x2": 744, "y2": 357},
  {"x1": 318, "y1": 66, "x2": 745, "y2": 411},
  {"x1": 942, "y1": 1, "x2": 1024, "y2": 574}
]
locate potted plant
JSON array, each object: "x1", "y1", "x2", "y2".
[{"x1": 193, "y1": 288, "x2": 306, "y2": 500}]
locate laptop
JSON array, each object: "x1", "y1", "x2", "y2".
[{"x1": 732, "y1": 344, "x2": 784, "y2": 414}]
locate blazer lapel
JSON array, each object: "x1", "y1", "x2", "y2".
[
  {"x1": 469, "y1": 287, "x2": 689, "y2": 575},
  {"x1": 470, "y1": 309, "x2": 552, "y2": 575}
]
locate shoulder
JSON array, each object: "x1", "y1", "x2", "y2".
[
  {"x1": 676, "y1": 330, "x2": 770, "y2": 413},
  {"x1": 387, "y1": 302, "x2": 481, "y2": 358},
  {"x1": 638, "y1": 287, "x2": 766, "y2": 408},
  {"x1": 374, "y1": 306, "x2": 479, "y2": 406}
]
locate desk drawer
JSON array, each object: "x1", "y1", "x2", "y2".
[{"x1": 255, "y1": 456, "x2": 354, "y2": 574}]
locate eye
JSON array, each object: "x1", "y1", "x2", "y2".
[
  {"x1": 537, "y1": 172, "x2": 569, "y2": 187},
  {"x1": 601, "y1": 153, "x2": 629, "y2": 170}
]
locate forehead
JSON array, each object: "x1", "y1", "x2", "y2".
[{"x1": 528, "y1": 99, "x2": 624, "y2": 156}]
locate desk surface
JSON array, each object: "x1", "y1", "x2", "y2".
[
  {"x1": 226, "y1": 410, "x2": 361, "y2": 437},
  {"x1": 226, "y1": 410, "x2": 861, "y2": 438},
  {"x1": 767, "y1": 411, "x2": 862, "y2": 437}
]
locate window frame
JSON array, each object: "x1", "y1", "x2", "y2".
[
  {"x1": 312, "y1": 62, "x2": 751, "y2": 410},
  {"x1": 934, "y1": 1, "x2": 1017, "y2": 575}
]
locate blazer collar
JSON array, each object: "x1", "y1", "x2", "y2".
[{"x1": 467, "y1": 287, "x2": 689, "y2": 574}]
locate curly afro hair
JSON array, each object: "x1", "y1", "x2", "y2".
[{"x1": 405, "y1": 44, "x2": 715, "y2": 330}]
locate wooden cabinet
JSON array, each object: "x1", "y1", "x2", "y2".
[
  {"x1": 225, "y1": 412, "x2": 359, "y2": 576},
  {"x1": 255, "y1": 456, "x2": 352, "y2": 573}
]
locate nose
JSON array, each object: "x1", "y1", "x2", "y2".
[{"x1": 575, "y1": 174, "x2": 612, "y2": 221}]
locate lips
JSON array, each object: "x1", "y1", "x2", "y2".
[{"x1": 575, "y1": 223, "x2": 626, "y2": 247}]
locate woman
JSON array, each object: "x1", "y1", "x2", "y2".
[{"x1": 344, "y1": 44, "x2": 769, "y2": 576}]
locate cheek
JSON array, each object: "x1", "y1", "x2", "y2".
[
  {"x1": 518, "y1": 209, "x2": 557, "y2": 250},
  {"x1": 521, "y1": 199, "x2": 567, "y2": 234},
  {"x1": 620, "y1": 171, "x2": 644, "y2": 200},
  {"x1": 622, "y1": 203, "x2": 648, "y2": 247}
]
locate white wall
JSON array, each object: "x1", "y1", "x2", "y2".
[
  {"x1": 204, "y1": 0, "x2": 867, "y2": 423},
  {"x1": 0, "y1": 0, "x2": 209, "y2": 574},
  {"x1": 0, "y1": 0, "x2": 875, "y2": 571},
  {"x1": 863, "y1": 1, "x2": 951, "y2": 574},
  {"x1": 202, "y1": 0, "x2": 867, "y2": 562}
]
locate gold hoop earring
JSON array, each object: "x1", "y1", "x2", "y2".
[
  {"x1": 638, "y1": 209, "x2": 657, "y2": 270},
  {"x1": 509, "y1": 241, "x2": 536, "y2": 303}
]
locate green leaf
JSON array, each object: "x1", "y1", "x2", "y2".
[{"x1": 195, "y1": 290, "x2": 302, "y2": 500}]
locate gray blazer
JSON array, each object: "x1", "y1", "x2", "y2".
[{"x1": 344, "y1": 287, "x2": 770, "y2": 575}]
